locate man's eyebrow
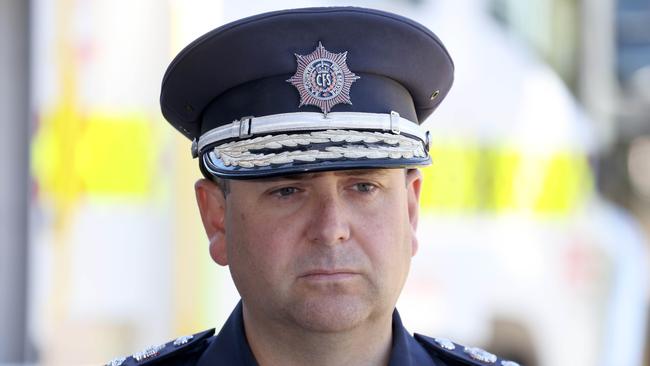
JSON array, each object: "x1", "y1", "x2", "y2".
[
  {"x1": 253, "y1": 169, "x2": 392, "y2": 182},
  {"x1": 253, "y1": 173, "x2": 316, "y2": 182},
  {"x1": 333, "y1": 169, "x2": 391, "y2": 177}
]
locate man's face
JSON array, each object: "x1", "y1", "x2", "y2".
[{"x1": 196, "y1": 168, "x2": 422, "y2": 333}]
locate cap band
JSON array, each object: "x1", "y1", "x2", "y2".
[
  {"x1": 209, "y1": 129, "x2": 427, "y2": 168},
  {"x1": 196, "y1": 111, "x2": 427, "y2": 157}
]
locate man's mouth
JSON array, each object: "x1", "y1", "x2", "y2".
[{"x1": 299, "y1": 270, "x2": 359, "y2": 281}]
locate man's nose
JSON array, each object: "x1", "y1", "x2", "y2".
[{"x1": 306, "y1": 192, "x2": 351, "y2": 245}]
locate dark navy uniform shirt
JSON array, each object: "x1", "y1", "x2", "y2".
[
  {"x1": 107, "y1": 301, "x2": 519, "y2": 366},
  {"x1": 196, "y1": 301, "x2": 436, "y2": 365}
]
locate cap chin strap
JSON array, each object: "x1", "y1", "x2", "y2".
[{"x1": 194, "y1": 111, "x2": 428, "y2": 158}]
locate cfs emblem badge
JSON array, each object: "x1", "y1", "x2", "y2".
[{"x1": 287, "y1": 42, "x2": 360, "y2": 115}]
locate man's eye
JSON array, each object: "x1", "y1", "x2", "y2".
[
  {"x1": 273, "y1": 187, "x2": 299, "y2": 197},
  {"x1": 354, "y1": 183, "x2": 377, "y2": 193}
]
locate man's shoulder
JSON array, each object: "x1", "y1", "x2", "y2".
[
  {"x1": 102, "y1": 328, "x2": 524, "y2": 366},
  {"x1": 104, "y1": 328, "x2": 215, "y2": 366},
  {"x1": 414, "y1": 333, "x2": 521, "y2": 366}
]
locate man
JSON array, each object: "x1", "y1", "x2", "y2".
[{"x1": 107, "y1": 7, "x2": 518, "y2": 366}]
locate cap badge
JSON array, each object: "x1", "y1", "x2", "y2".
[{"x1": 287, "y1": 42, "x2": 360, "y2": 115}]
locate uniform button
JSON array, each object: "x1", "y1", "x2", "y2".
[
  {"x1": 433, "y1": 337, "x2": 456, "y2": 351},
  {"x1": 501, "y1": 361, "x2": 521, "y2": 366},
  {"x1": 173, "y1": 334, "x2": 194, "y2": 346},
  {"x1": 106, "y1": 356, "x2": 126, "y2": 366},
  {"x1": 463, "y1": 346, "x2": 497, "y2": 363}
]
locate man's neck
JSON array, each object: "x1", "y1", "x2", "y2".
[{"x1": 242, "y1": 305, "x2": 393, "y2": 366}]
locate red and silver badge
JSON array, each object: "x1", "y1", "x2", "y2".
[{"x1": 287, "y1": 42, "x2": 360, "y2": 115}]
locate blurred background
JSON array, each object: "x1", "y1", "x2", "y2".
[{"x1": 1, "y1": 0, "x2": 649, "y2": 365}]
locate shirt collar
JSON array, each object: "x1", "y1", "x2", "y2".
[
  {"x1": 388, "y1": 309, "x2": 439, "y2": 366},
  {"x1": 197, "y1": 301, "x2": 439, "y2": 366},
  {"x1": 196, "y1": 301, "x2": 258, "y2": 366}
]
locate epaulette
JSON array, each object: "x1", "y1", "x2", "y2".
[
  {"x1": 104, "y1": 328, "x2": 215, "y2": 366},
  {"x1": 414, "y1": 334, "x2": 521, "y2": 366}
]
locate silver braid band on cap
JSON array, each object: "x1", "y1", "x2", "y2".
[
  {"x1": 194, "y1": 111, "x2": 428, "y2": 158},
  {"x1": 209, "y1": 129, "x2": 426, "y2": 168}
]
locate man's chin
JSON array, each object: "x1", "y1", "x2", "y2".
[{"x1": 288, "y1": 295, "x2": 375, "y2": 333}]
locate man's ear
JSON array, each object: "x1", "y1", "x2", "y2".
[
  {"x1": 406, "y1": 169, "x2": 423, "y2": 257},
  {"x1": 195, "y1": 179, "x2": 228, "y2": 266}
]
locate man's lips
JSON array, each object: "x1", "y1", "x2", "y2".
[{"x1": 299, "y1": 270, "x2": 360, "y2": 281}]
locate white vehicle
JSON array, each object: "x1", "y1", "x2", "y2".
[{"x1": 398, "y1": 1, "x2": 649, "y2": 365}]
